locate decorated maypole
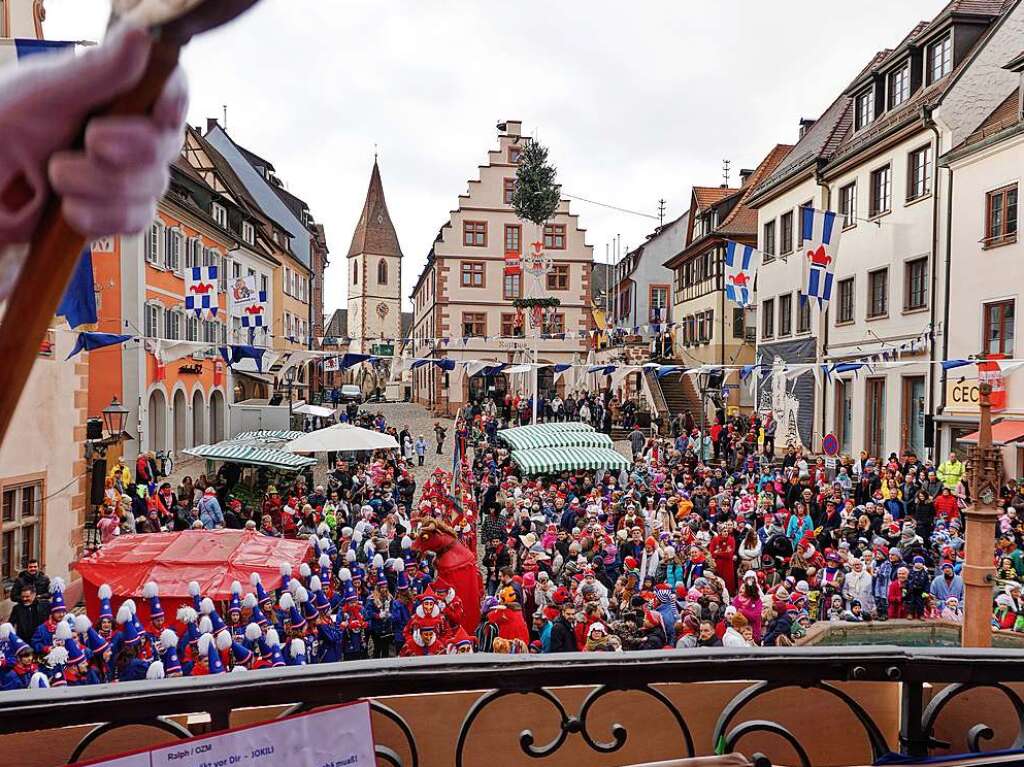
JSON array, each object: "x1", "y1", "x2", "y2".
[{"x1": 511, "y1": 139, "x2": 561, "y2": 423}]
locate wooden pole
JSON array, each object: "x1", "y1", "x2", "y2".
[
  {"x1": 0, "y1": 41, "x2": 182, "y2": 448},
  {"x1": 962, "y1": 381, "x2": 1000, "y2": 648}
]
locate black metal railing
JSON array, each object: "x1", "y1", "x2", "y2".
[{"x1": 3, "y1": 646, "x2": 1024, "y2": 767}]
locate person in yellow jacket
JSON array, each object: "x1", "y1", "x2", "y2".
[
  {"x1": 107, "y1": 458, "x2": 131, "y2": 494},
  {"x1": 937, "y1": 452, "x2": 965, "y2": 491}
]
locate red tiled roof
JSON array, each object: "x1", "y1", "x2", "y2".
[
  {"x1": 693, "y1": 186, "x2": 738, "y2": 211},
  {"x1": 717, "y1": 143, "x2": 793, "y2": 235},
  {"x1": 347, "y1": 160, "x2": 403, "y2": 259},
  {"x1": 963, "y1": 91, "x2": 1021, "y2": 145}
]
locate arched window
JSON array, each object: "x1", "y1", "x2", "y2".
[
  {"x1": 352, "y1": 260, "x2": 358, "y2": 285},
  {"x1": 377, "y1": 259, "x2": 388, "y2": 285}
]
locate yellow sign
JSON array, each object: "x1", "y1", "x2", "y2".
[{"x1": 946, "y1": 377, "x2": 980, "y2": 413}]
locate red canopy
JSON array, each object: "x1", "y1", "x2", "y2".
[{"x1": 75, "y1": 530, "x2": 311, "y2": 623}]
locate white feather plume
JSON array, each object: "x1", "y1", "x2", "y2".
[
  {"x1": 146, "y1": 660, "x2": 165, "y2": 679},
  {"x1": 98, "y1": 584, "x2": 112, "y2": 600}
]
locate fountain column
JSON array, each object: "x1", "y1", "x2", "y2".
[{"x1": 961, "y1": 382, "x2": 1001, "y2": 648}]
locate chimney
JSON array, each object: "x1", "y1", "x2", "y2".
[
  {"x1": 799, "y1": 117, "x2": 816, "y2": 139},
  {"x1": 499, "y1": 120, "x2": 523, "y2": 138},
  {"x1": 739, "y1": 168, "x2": 754, "y2": 185},
  {"x1": 207, "y1": 117, "x2": 220, "y2": 133}
]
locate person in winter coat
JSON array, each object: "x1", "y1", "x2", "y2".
[
  {"x1": 887, "y1": 567, "x2": 910, "y2": 619},
  {"x1": 842, "y1": 557, "x2": 875, "y2": 615},
  {"x1": 929, "y1": 561, "x2": 964, "y2": 603},
  {"x1": 637, "y1": 609, "x2": 668, "y2": 650},
  {"x1": 547, "y1": 601, "x2": 577, "y2": 653},
  {"x1": 731, "y1": 571, "x2": 764, "y2": 643}
]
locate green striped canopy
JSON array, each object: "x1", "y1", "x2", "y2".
[
  {"x1": 511, "y1": 446, "x2": 630, "y2": 475},
  {"x1": 184, "y1": 443, "x2": 317, "y2": 471},
  {"x1": 499, "y1": 429, "x2": 613, "y2": 451},
  {"x1": 497, "y1": 422, "x2": 595, "y2": 450},
  {"x1": 233, "y1": 430, "x2": 306, "y2": 443}
]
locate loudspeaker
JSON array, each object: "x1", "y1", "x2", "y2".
[
  {"x1": 924, "y1": 414, "x2": 934, "y2": 448},
  {"x1": 86, "y1": 418, "x2": 103, "y2": 440},
  {"x1": 90, "y1": 459, "x2": 108, "y2": 505}
]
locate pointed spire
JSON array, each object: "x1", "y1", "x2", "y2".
[{"x1": 348, "y1": 159, "x2": 402, "y2": 259}]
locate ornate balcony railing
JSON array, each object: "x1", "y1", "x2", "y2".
[{"x1": 3, "y1": 646, "x2": 1024, "y2": 767}]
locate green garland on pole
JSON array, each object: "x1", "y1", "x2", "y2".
[
  {"x1": 511, "y1": 140, "x2": 561, "y2": 225},
  {"x1": 512, "y1": 297, "x2": 561, "y2": 309}
]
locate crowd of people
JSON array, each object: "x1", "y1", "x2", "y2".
[
  {"x1": 4, "y1": 396, "x2": 1023, "y2": 691},
  {"x1": 1, "y1": 408, "x2": 482, "y2": 689},
  {"x1": 465, "y1": 403, "x2": 1018, "y2": 652},
  {"x1": 471, "y1": 388, "x2": 646, "y2": 432}
]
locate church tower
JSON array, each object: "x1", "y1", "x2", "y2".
[
  {"x1": 346, "y1": 159, "x2": 403, "y2": 354},
  {"x1": 1, "y1": 0, "x2": 47, "y2": 39}
]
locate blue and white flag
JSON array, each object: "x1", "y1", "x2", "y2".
[
  {"x1": 3, "y1": 40, "x2": 98, "y2": 328},
  {"x1": 240, "y1": 291, "x2": 268, "y2": 328},
  {"x1": 0, "y1": 39, "x2": 75, "y2": 67},
  {"x1": 800, "y1": 207, "x2": 842, "y2": 308},
  {"x1": 185, "y1": 265, "x2": 219, "y2": 319},
  {"x1": 723, "y1": 240, "x2": 759, "y2": 307}
]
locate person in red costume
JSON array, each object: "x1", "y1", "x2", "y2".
[
  {"x1": 432, "y1": 577, "x2": 465, "y2": 637},
  {"x1": 399, "y1": 618, "x2": 445, "y2": 657},
  {"x1": 709, "y1": 521, "x2": 738, "y2": 594},
  {"x1": 411, "y1": 518, "x2": 483, "y2": 634},
  {"x1": 487, "y1": 586, "x2": 530, "y2": 645}
]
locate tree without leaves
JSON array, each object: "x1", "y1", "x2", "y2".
[{"x1": 511, "y1": 140, "x2": 561, "y2": 226}]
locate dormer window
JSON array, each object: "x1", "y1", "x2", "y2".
[
  {"x1": 855, "y1": 88, "x2": 875, "y2": 130},
  {"x1": 888, "y1": 62, "x2": 910, "y2": 109},
  {"x1": 928, "y1": 34, "x2": 952, "y2": 83},
  {"x1": 212, "y1": 202, "x2": 227, "y2": 228},
  {"x1": 241, "y1": 221, "x2": 255, "y2": 245}
]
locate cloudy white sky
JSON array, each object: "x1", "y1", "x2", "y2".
[{"x1": 44, "y1": 0, "x2": 942, "y2": 315}]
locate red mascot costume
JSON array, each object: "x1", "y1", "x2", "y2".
[{"x1": 411, "y1": 518, "x2": 482, "y2": 634}]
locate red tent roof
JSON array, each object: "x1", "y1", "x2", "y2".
[
  {"x1": 957, "y1": 420, "x2": 1024, "y2": 447},
  {"x1": 75, "y1": 529, "x2": 311, "y2": 599}
]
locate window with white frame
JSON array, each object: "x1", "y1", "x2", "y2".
[
  {"x1": 145, "y1": 223, "x2": 161, "y2": 264},
  {"x1": 928, "y1": 35, "x2": 952, "y2": 83},
  {"x1": 855, "y1": 88, "x2": 874, "y2": 130},
  {"x1": 212, "y1": 202, "x2": 227, "y2": 229},
  {"x1": 184, "y1": 237, "x2": 198, "y2": 270},
  {"x1": 145, "y1": 303, "x2": 162, "y2": 338},
  {"x1": 186, "y1": 315, "x2": 199, "y2": 342},
  {"x1": 241, "y1": 221, "x2": 255, "y2": 245},
  {"x1": 164, "y1": 228, "x2": 182, "y2": 273},
  {"x1": 260, "y1": 274, "x2": 268, "y2": 295},
  {"x1": 888, "y1": 62, "x2": 910, "y2": 109},
  {"x1": 165, "y1": 309, "x2": 182, "y2": 340},
  {"x1": 1, "y1": 481, "x2": 42, "y2": 580},
  {"x1": 232, "y1": 260, "x2": 241, "y2": 280}
]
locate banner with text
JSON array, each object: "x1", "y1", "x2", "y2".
[{"x1": 74, "y1": 702, "x2": 375, "y2": 767}]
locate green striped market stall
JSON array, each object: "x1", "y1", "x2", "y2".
[
  {"x1": 183, "y1": 442, "x2": 317, "y2": 471},
  {"x1": 498, "y1": 428, "x2": 613, "y2": 451},
  {"x1": 510, "y1": 446, "x2": 630, "y2": 475}
]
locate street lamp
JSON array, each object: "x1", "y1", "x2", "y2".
[
  {"x1": 284, "y1": 366, "x2": 296, "y2": 423},
  {"x1": 102, "y1": 396, "x2": 130, "y2": 439}
]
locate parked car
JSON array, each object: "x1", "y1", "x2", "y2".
[{"x1": 339, "y1": 384, "x2": 363, "y2": 404}]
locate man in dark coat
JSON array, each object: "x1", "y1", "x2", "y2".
[{"x1": 9, "y1": 582, "x2": 47, "y2": 646}]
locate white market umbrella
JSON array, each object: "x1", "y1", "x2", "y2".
[
  {"x1": 284, "y1": 423, "x2": 399, "y2": 453},
  {"x1": 292, "y1": 403, "x2": 337, "y2": 419}
]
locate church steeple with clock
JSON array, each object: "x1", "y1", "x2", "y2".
[{"x1": 346, "y1": 159, "x2": 403, "y2": 354}]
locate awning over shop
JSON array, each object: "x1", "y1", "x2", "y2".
[
  {"x1": 498, "y1": 422, "x2": 595, "y2": 444},
  {"x1": 183, "y1": 442, "x2": 317, "y2": 470},
  {"x1": 292, "y1": 403, "x2": 337, "y2": 418},
  {"x1": 498, "y1": 429, "x2": 614, "y2": 451},
  {"x1": 957, "y1": 420, "x2": 1024, "y2": 446},
  {"x1": 233, "y1": 430, "x2": 306, "y2": 443},
  {"x1": 511, "y1": 446, "x2": 630, "y2": 475}
]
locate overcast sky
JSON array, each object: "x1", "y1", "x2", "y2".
[{"x1": 44, "y1": 0, "x2": 941, "y2": 316}]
